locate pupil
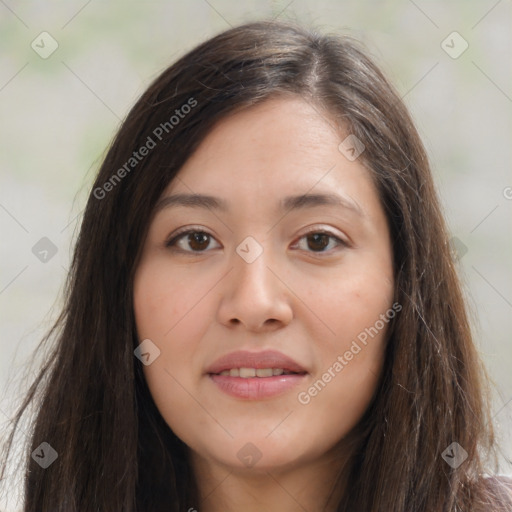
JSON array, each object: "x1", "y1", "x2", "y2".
[
  {"x1": 308, "y1": 233, "x2": 328, "y2": 251},
  {"x1": 189, "y1": 232, "x2": 209, "y2": 250}
]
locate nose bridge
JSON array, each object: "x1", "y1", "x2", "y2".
[
  {"x1": 232, "y1": 234, "x2": 274, "y2": 298},
  {"x1": 216, "y1": 233, "x2": 293, "y2": 330}
]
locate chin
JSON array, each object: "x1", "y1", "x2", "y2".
[{"x1": 195, "y1": 435, "x2": 314, "y2": 474}]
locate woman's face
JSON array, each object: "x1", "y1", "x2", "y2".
[{"x1": 133, "y1": 96, "x2": 394, "y2": 473}]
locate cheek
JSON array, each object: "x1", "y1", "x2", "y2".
[
  {"x1": 133, "y1": 260, "x2": 216, "y2": 442},
  {"x1": 133, "y1": 262, "x2": 201, "y2": 381},
  {"x1": 300, "y1": 252, "x2": 394, "y2": 350},
  {"x1": 296, "y1": 307, "x2": 390, "y2": 445},
  {"x1": 297, "y1": 256, "x2": 393, "y2": 427},
  {"x1": 133, "y1": 258, "x2": 209, "y2": 340},
  {"x1": 133, "y1": 259, "x2": 178, "y2": 333}
]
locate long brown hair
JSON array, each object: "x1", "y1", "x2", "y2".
[{"x1": 1, "y1": 19, "x2": 510, "y2": 511}]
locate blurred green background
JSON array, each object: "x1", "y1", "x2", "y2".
[{"x1": 1, "y1": 1, "x2": 511, "y2": 509}]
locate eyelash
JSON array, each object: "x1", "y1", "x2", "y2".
[{"x1": 165, "y1": 227, "x2": 348, "y2": 256}]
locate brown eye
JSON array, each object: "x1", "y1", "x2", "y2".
[
  {"x1": 186, "y1": 232, "x2": 211, "y2": 251},
  {"x1": 306, "y1": 233, "x2": 330, "y2": 252},
  {"x1": 294, "y1": 230, "x2": 347, "y2": 254},
  {"x1": 166, "y1": 230, "x2": 220, "y2": 253}
]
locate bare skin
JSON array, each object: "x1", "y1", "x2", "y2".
[{"x1": 133, "y1": 96, "x2": 394, "y2": 511}]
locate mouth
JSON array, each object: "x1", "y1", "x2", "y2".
[
  {"x1": 206, "y1": 350, "x2": 308, "y2": 400},
  {"x1": 214, "y1": 367, "x2": 304, "y2": 377}
]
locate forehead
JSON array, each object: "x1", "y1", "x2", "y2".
[
  {"x1": 163, "y1": 96, "x2": 377, "y2": 216},
  {"x1": 175, "y1": 96, "x2": 341, "y2": 180}
]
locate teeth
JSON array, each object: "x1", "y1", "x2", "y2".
[
  {"x1": 256, "y1": 368, "x2": 273, "y2": 377},
  {"x1": 216, "y1": 368, "x2": 291, "y2": 378},
  {"x1": 239, "y1": 367, "x2": 256, "y2": 378}
]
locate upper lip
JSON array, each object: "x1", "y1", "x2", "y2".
[{"x1": 206, "y1": 350, "x2": 308, "y2": 375}]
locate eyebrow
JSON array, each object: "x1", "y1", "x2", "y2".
[{"x1": 154, "y1": 192, "x2": 364, "y2": 217}]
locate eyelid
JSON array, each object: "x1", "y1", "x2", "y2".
[{"x1": 295, "y1": 225, "x2": 349, "y2": 245}]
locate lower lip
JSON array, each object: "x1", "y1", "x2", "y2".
[{"x1": 209, "y1": 374, "x2": 307, "y2": 399}]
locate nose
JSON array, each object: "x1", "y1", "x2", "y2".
[{"x1": 216, "y1": 243, "x2": 294, "y2": 333}]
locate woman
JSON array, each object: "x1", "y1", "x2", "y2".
[{"x1": 1, "y1": 19, "x2": 511, "y2": 511}]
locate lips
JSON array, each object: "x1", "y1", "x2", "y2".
[
  {"x1": 205, "y1": 350, "x2": 308, "y2": 375},
  {"x1": 206, "y1": 350, "x2": 308, "y2": 400}
]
